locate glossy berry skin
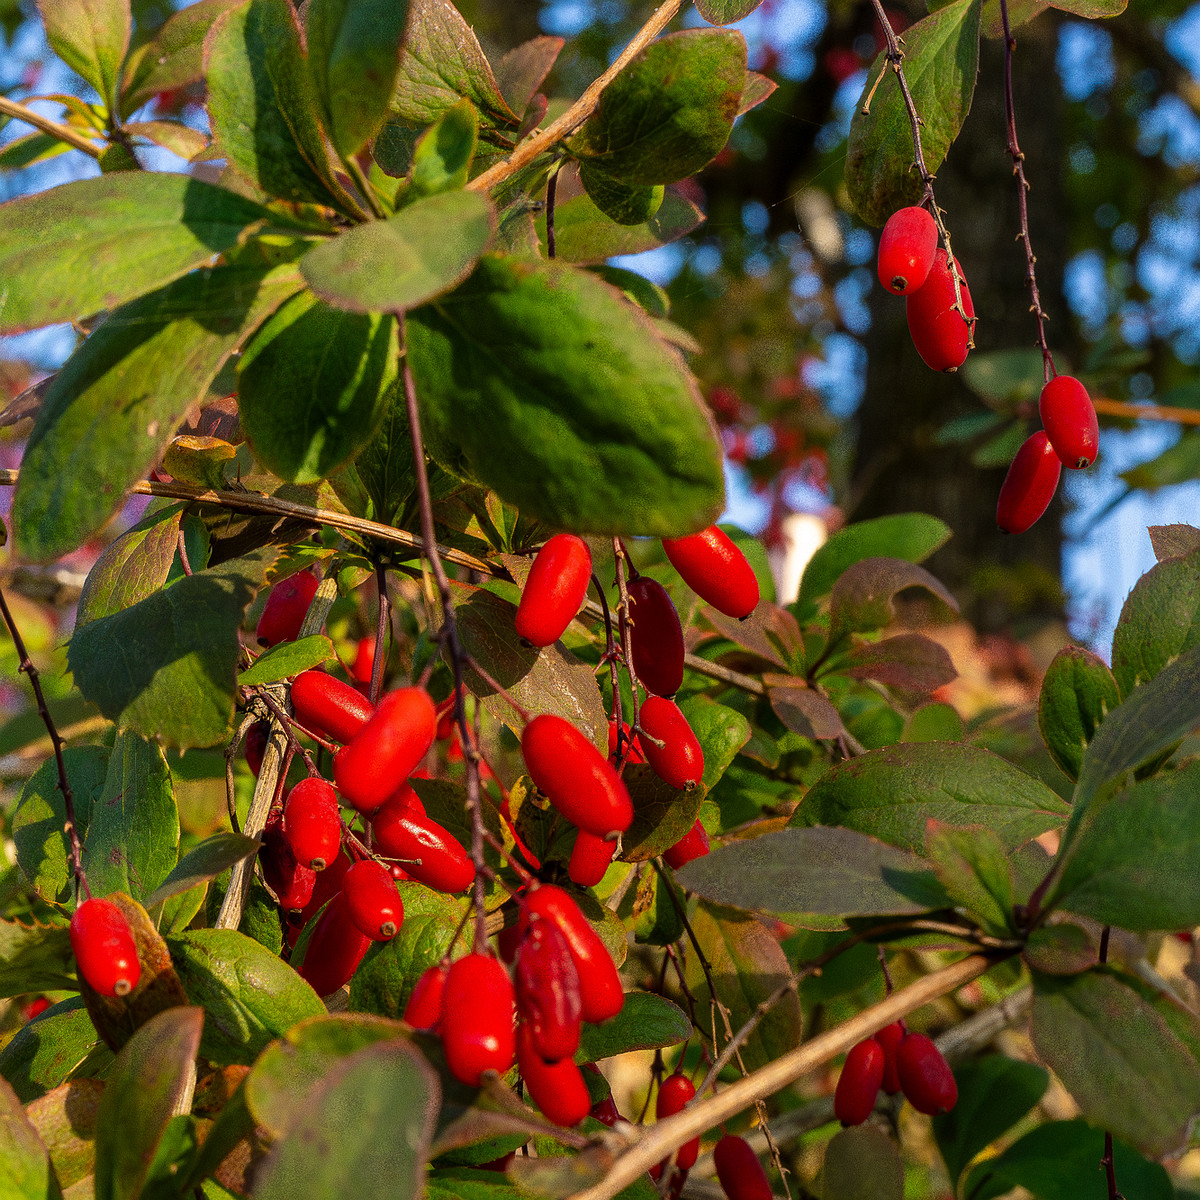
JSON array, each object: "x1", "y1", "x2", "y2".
[
  {"x1": 713, "y1": 1135, "x2": 773, "y2": 1200},
  {"x1": 404, "y1": 961, "x2": 449, "y2": 1030},
  {"x1": 515, "y1": 534, "x2": 593, "y2": 647},
  {"x1": 896, "y1": 1033, "x2": 957, "y2": 1114},
  {"x1": 522, "y1": 714, "x2": 633, "y2": 838},
  {"x1": 441, "y1": 953, "x2": 516, "y2": 1086},
  {"x1": 661, "y1": 526, "x2": 760, "y2": 619},
  {"x1": 290, "y1": 670, "x2": 374, "y2": 745},
  {"x1": 568, "y1": 830, "x2": 617, "y2": 888},
  {"x1": 296, "y1": 890, "x2": 371, "y2": 996},
  {"x1": 70, "y1": 898, "x2": 141, "y2": 998},
  {"x1": 876, "y1": 1022, "x2": 905, "y2": 1094},
  {"x1": 906, "y1": 252, "x2": 975, "y2": 372},
  {"x1": 515, "y1": 919, "x2": 583, "y2": 1062},
  {"x1": 834, "y1": 1037, "x2": 885, "y2": 1126},
  {"x1": 525, "y1": 884, "x2": 624, "y2": 1024},
  {"x1": 657, "y1": 1073, "x2": 699, "y2": 1169},
  {"x1": 996, "y1": 430, "x2": 1062, "y2": 535},
  {"x1": 878, "y1": 206, "x2": 939, "y2": 296},
  {"x1": 334, "y1": 687, "x2": 436, "y2": 814},
  {"x1": 350, "y1": 636, "x2": 376, "y2": 685},
  {"x1": 590, "y1": 1093, "x2": 622, "y2": 1126},
  {"x1": 283, "y1": 777, "x2": 342, "y2": 870},
  {"x1": 662, "y1": 819, "x2": 710, "y2": 871},
  {"x1": 1039, "y1": 375, "x2": 1099, "y2": 469},
  {"x1": 343, "y1": 859, "x2": 404, "y2": 940},
  {"x1": 256, "y1": 569, "x2": 319, "y2": 647},
  {"x1": 624, "y1": 576, "x2": 685, "y2": 697},
  {"x1": 638, "y1": 697, "x2": 704, "y2": 790},
  {"x1": 517, "y1": 1021, "x2": 591, "y2": 1127},
  {"x1": 371, "y1": 798, "x2": 474, "y2": 893}
]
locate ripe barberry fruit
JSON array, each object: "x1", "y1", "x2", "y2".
[
  {"x1": 334, "y1": 687, "x2": 437, "y2": 813},
  {"x1": 522, "y1": 714, "x2": 633, "y2": 838},
  {"x1": 244, "y1": 720, "x2": 269, "y2": 777},
  {"x1": 878, "y1": 206, "x2": 939, "y2": 296},
  {"x1": 283, "y1": 777, "x2": 342, "y2": 870},
  {"x1": 342, "y1": 859, "x2": 404, "y2": 940},
  {"x1": 624, "y1": 576, "x2": 685, "y2": 697},
  {"x1": 657, "y1": 1073, "x2": 699, "y2": 1169},
  {"x1": 607, "y1": 720, "x2": 644, "y2": 764},
  {"x1": 996, "y1": 430, "x2": 1062, "y2": 535},
  {"x1": 638, "y1": 697, "x2": 704, "y2": 790},
  {"x1": 295, "y1": 890, "x2": 371, "y2": 996},
  {"x1": 1039, "y1": 374, "x2": 1099, "y2": 469},
  {"x1": 906, "y1": 251, "x2": 975, "y2": 372},
  {"x1": 256, "y1": 569, "x2": 319, "y2": 647},
  {"x1": 661, "y1": 526, "x2": 760, "y2": 619},
  {"x1": 350, "y1": 635, "x2": 376, "y2": 685},
  {"x1": 876, "y1": 1021, "x2": 905, "y2": 1094},
  {"x1": 590, "y1": 1093, "x2": 622, "y2": 1126},
  {"x1": 404, "y1": 961, "x2": 449, "y2": 1030},
  {"x1": 371, "y1": 797, "x2": 474, "y2": 893},
  {"x1": 517, "y1": 1021, "x2": 591, "y2": 1127},
  {"x1": 833, "y1": 1037, "x2": 885, "y2": 1126},
  {"x1": 568, "y1": 830, "x2": 617, "y2": 888},
  {"x1": 515, "y1": 534, "x2": 593, "y2": 647},
  {"x1": 441, "y1": 952, "x2": 516, "y2": 1086},
  {"x1": 261, "y1": 809, "x2": 317, "y2": 910},
  {"x1": 713, "y1": 1134, "x2": 773, "y2": 1200},
  {"x1": 70, "y1": 898, "x2": 141, "y2": 997},
  {"x1": 290, "y1": 669, "x2": 375, "y2": 745},
  {"x1": 515, "y1": 919, "x2": 583, "y2": 1062},
  {"x1": 662, "y1": 819, "x2": 711, "y2": 871},
  {"x1": 896, "y1": 1032, "x2": 957, "y2": 1114}
]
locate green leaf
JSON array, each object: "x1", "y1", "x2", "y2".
[
  {"x1": 902, "y1": 702, "x2": 964, "y2": 742},
  {"x1": 68, "y1": 551, "x2": 274, "y2": 750},
  {"x1": 239, "y1": 634, "x2": 333, "y2": 685},
  {"x1": 143, "y1": 832, "x2": 261, "y2": 911},
  {"x1": 931, "y1": 1055, "x2": 1049, "y2": 1190},
  {"x1": 536, "y1": 188, "x2": 705, "y2": 264},
  {"x1": 0, "y1": 173, "x2": 282, "y2": 334},
  {"x1": 82, "y1": 732, "x2": 178, "y2": 904},
  {"x1": 620, "y1": 767, "x2": 704, "y2": 862},
  {"x1": 427, "y1": 1169, "x2": 529, "y2": 1200},
  {"x1": 981, "y1": 0, "x2": 1126, "y2": 39},
  {"x1": 1036, "y1": 646, "x2": 1120, "y2": 782},
  {"x1": 1030, "y1": 969, "x2": 1200, "y2": 1156},
  {"x1": 959, "y1": 347, "x2": 1045, "y2": 406},
  {"x1": 253, "y1": 1039, "x2": 437, "y2": 1200},
  {"x1": 300, "y1": 191, "x2": 495, "y2": 313},
  {"x1": 676, "y1": 826, "x2": 949, "y2": 918},
  {"x1": 0, "y1": 921, "x2": 75, "y2": 998},
  {"x1": 0, "y1": 999, "x2": 109, "y2": 1105},
  {"x1": 575, "y1": 992, "x2": 690, "y2": 1062},
  {"x1": 0, "y1": 132, "x2": 71, "y2": 171},
  {"x1": 166, "y1": 928, "x2": 325, "y2": 1066},
  {"x1": 237, "y1": 291, "x2": 399, "y2": 482},
  {"x1": 695, "y1": 0, "x2": 766, "y2": 24},
  {"x1": 570, "y1": 29, "x2": 746, "y2": 186},
  {"x1": 828, "y1": 557, "x2": 958, "y2": 640},
  {"x1": 843, "y1": 633, "x2": 957, "y2": 694},
  {"x1": 12, "y1": 264, "x2": 302, "y2": 563},
  {"x1": 0, "y1": 1076, "x2": 61, "y2": 1200},
  {"x1": 305, "y1": 0, "x2": 410, "y2": 156},
  {"x1": 794, "y1": 742, "x2": 1068, "y2": 854},
  {"x1": 677, "y1": 696, "x2": 750, "y2": 790},
  {"x1": 1119, "y1": 429, "x2": 1200, "y2": 491},
  {"x1": 409, "y1": 99, "x2": 478, "y2": 197},
  {"x1": 23, "y1": 1078, "x2": 102, "y2": 1192},
  {"x1": 408, "y1": 255, "x2": 725, "y2": 538},
  {"x1": 37, "y1": 0, "x2": 129, "y2": 109},
  {"x1": 846, "y1": 0, "x2": 982, "y2": 226},
  {"x1": 926, "y1": 824, "x2": 1014, "y2": 936},
  {"x1": 588, "y1": 266, "x2": 669, "y2": 320},
  {"x1": 1022, "y1": 923, "x2": 1097, "y2": 975},
  {"x1": 822, "y1": 1125, "x2": 902, "y2": 1200},
  {"x1": 577, "y1": 165, "x2": 664, "y2": 227}
]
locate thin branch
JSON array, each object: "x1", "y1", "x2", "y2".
[
  {"x1": 370, "y1": 558, "x2": 390, "y2": 705},
  {"x1": 0, "y1": 94, "x2": 104, "y2": 158},
  {"x1": 1091, "y1": 396, "x2": 1200, "y2": 426}
]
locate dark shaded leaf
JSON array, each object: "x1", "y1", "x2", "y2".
[
  {"x1": 1148, "y1": 523, "x2": 1200, "y2": 563},
  {"x1": 0, "y1": 921, "x2": 75, "y2": 998},
  {"x1": 494, "y1": 36, "x2": 562, "y2": 115},
  {"x1": 24, "y1": 1079, "x2": 103, "y2": 1191},
  {"x1": 768, "y1": 680, "x2": 845, "y2": 740},
  {"x1": 143, "y1": 832, "x2": 261, "y2": 911},
  {"x1": 843, "y1": 633, "x2": 957, "y2": 694},
  {"x1": 829, "y1": 557, "x2": 958, "y2": 640},
  {"x1": 822, "y1": 1124, "x2": 902, "y2": 1200},
  {"x1": 578, "y1": 166, "x2": 663, "y2": 226},
  {"x1": 926, "y1": 823, "x2": 1013, "y2": 936},
  {"x1": 1036, "y1": 645, "x2": 1120, "y2": 782},
  {"x1": 1022, "y1": 923, "x2": 1097, "y2": 975},
  {"x1": 0, "y1": 1075, "x2": 60, "y2": 1200},
  {"x1": 0, "y1": 1000, "x2": 107, "y2": 1105},
  {"x1": 705, "y1": 604, "x2": 802, "y2": 671},
  {"x1": 620, "y1": 765, "x2": 704, "y2": 863}
]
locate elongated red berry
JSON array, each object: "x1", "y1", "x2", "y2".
[
  {"x1": 713, "y1": 1135, "x2": 773, "y2": 1200},
  {"x1": 371, "y1": 798, "x2": 474, "y2": 893},
  {"x1": 291, "y1": 670, "x2": 375, "y2": 745},
  {"x1": 662, "y1": 526, "x2": 760, "y2": 619},
  {"x1": 607, "y1": 720, "x2": 644, "y2": 764},
  {"x1": 876, "y1": 1022, "x2": 905, "y2": 1094},
  {"x1": 624, "y1": 576, "x2": 685, "y2": 697},
  {"x1": 517, "y1": 1021, "x2": 591, "y2": 1126},
  {"x1": 878, "y1": 206, "x2": 939, "y2": 296},
  {"x1": 638, "y1": 697, "x2": 704, "y2": 790},
  {"x1": 256, "y1": 569, "x2": 319, "y2": 647},
  {"x1": 283, "y1": 777, "x2": 342, "y2": 870},
  {"x1": 70, "y1": 898, "x2": 140, "y2": 998},
  {"x1": 343, "y1": 859, "x2": 403, "y2": 940},
  {"x1": 663, "y1": 819, "x2": 710, "y2": 871},
  {"x1": 404, "y1": 961, "x2": 449, "y2": 1030},
  {"x1": 351, "y1": 636, "x2": 376, "y2": 685},
  {"x1": 296, "y1": 890, "x2": 371, "y2": 996},
  {"x1": 591, "y1": 1093, "x2": 622, "y2": 1126},
  {"x1": 525, "y1": 884, "x2": 623, "y2": 1024},
  {"x1": 906, "y1": 252, "x2": 975, "y2": 372},
  {"x1": 996, "y1": 430, "x2": 1062, "y2": 535},
  {"x1": 515, "y1": 534, "x2": 593, "y2": 648},
  {"x1": 441, "y1": 952, "x2": 516, "y2": 1086},
  {"x1": 657, "y1": 1073, "x2": 699, "y2": 1168},
  {"x1": 568, "y1": 830, "x2": 617, "y2": 887},
  {"x1": 834, "y1": 1037, "x2": 885, "y2": 1126},
  {"x1": 522, "y1": 714, "x2": 633, "y2": 838},
  {"x1": 896, "y1": 1033, "x2": 957, "y2": 1114},
  {"x1": 334, "y1": 687, "x2": 436, "y2": 813},
  {"x1": 515, "y1": 919, "x2": 583, "y2": 1062},
  {"x1": 261, "y1": 809, "x2": 317, "y2": 911},
  {"x1": 1039, "y1": 374, "x2": 1099, "y2": 469}
]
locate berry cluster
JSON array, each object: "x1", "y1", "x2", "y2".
[{"x1": 833, "y1": 1023, "x2": 957, "y2": 1125}]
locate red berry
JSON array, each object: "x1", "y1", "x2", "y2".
[
  {"x1": 521, "y1": 714, "x2": 633, "y2": 838},
  {"x1": 21, "y1": 997, "x2": 51, "y2": 1021},
  {"x1": 342, "y1": 859, "x2": 404, "y2": 940},
  {"x1": 334, "y1": 687, "x2": 436, "y2": 814},
  {"x1": 877, "y1": 206, "x2": 939, "y2": 296},
  {"x1": 404, "y1": 961, "x2": 449, "y2": 1030},
  {"x1": 657, "y1": 1073, "x2": 699, "y2": 1169},
  {"x1": 515, "y1": 919, "x2": 583, "y2": 1062},
  {"x1": 623, "y1": 576, "x2": 685, "y2": 697},
  {"x1": 906, "y1": 251, "x2": 975, "y2": 372},
  {"x1": 283, "y1": 777, "x2": 342, "y2": 870},
  {"x1": 441, "y1": 953, "x2": 516, "y2": 1086},
  {"x1": 351, "y1": 635, "x2": 376, "y2": 684},
  {"x1": 244, "y1": 720, "x2": 269, "y2": 777},
  {"x1": 517, "y1": 1021, "x2": 591, "y2": 1126},
  {"x1": 662, "y1": 819, "x2": 710, "y2": 871},
  {"x1": 256, "y1": 569, "x2": 319, "y2": 647},
  {"x1": 996, "y1": 430, "x2": 1062, "y2": 535},
  {"x1": 876, "y1": 1022, "x2": 905, "y2": 1094},
  {"x1": 896, "y1": 1033, "x2": 957, "y2": 1114},
  {"x1": 515, "y1": 534, "x2": 593, "y2": 648},
  {"x1": 568, "y1": 830, "x2": 617, "y2": 887},
  {"x1": 607, "y1": 720, "x2": 644, "y2": 764},
  {"x1": 371, "y1": 797, "x2": 474, "y2": 893},
  {"x1": 637, "y1": 697, "x2": 704, "y2": 790},
  {"x1": 713, "y1": 1135, "x2": 773, "y2": 1200},
  {"x1": 1039, "y1": 374, "x2": 1098, "y2": 469},
  {"x1": 295, "y1": 889, "x2": 371, "y2": 996},
  {"x1": 261, "y1": 809, "x2": 317, "y2": 911},
  {"x1": 69, "y1": 898, "x2": 141, "y2": 998},
  {"x1": 291, "y1": 847, "x2": 351, "y2": 937},
  {"x1": 290, "y1": 670, "x2": 375, "y2": 745},
  {"x1": 525, "y1": 884, "x2": 623, "y2": 1024},
  {"x1": 662, "y1": 527, "x2": 760, "y2": 619},
  {"x1": 834, "y1": 1037, "x2": 885, "y2": 1126}
]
